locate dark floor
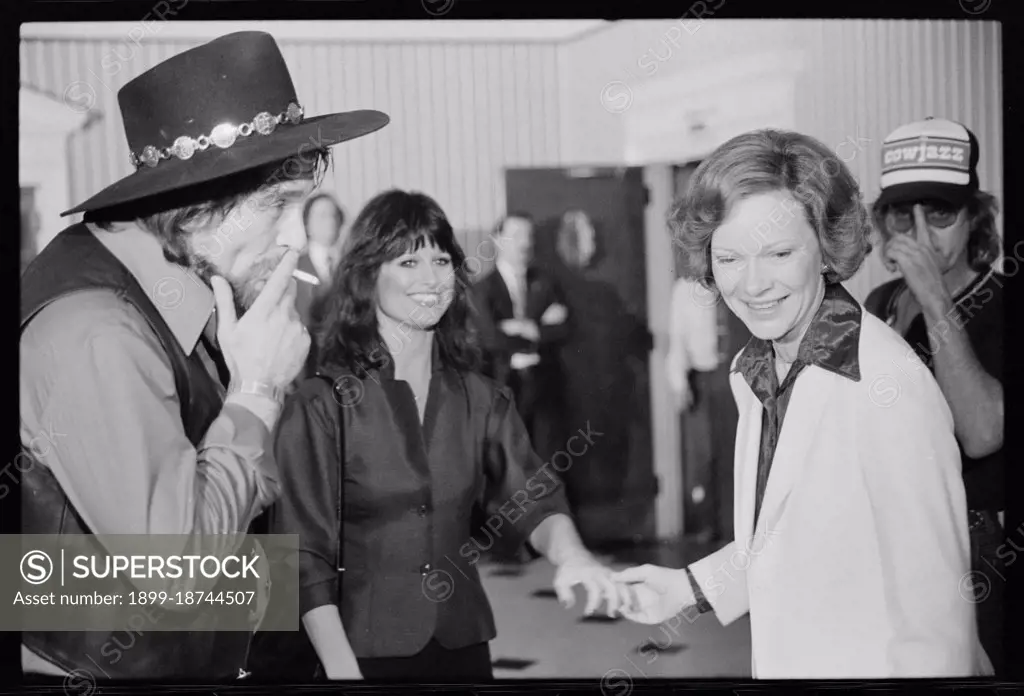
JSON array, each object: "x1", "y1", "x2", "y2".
[{"x1": 480, "y1": 535, "x2": 752, "y2": 679}]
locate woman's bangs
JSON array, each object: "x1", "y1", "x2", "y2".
[
  {"x1": 377, "y1": 223, "x2": 424, "y2": 258},
  {"x1": 382, "y1": 225, "x2": 459, "y2": 261}
]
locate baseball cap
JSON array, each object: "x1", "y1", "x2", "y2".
[{"x1": 876, "y1": 117, "x2": 979, "y2": 208}]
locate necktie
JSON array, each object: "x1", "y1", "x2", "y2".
[
  {"x1": 514, "y1": 273, "x2": 527, "y2": 318},
  {"x1": 322, "y1": 250, "x2": 338, "y2": 283},
  {"x1": 199, "y1": 332, "x2": 232, "y2": 390}
]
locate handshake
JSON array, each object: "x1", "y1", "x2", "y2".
[{"x1": 554, "y1": 556, "x2": 701, "y2": 625}]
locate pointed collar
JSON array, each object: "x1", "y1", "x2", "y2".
[
  {"x1": 733, "y1": 282, "x2": 863, "y2": 391},
  {"x1": 89, "y1": 223, "x2": 214, "y2": 355}
]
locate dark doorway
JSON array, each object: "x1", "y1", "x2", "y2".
[{"x1": 505, "y1": 167, "x2": 655, "y2": 546}]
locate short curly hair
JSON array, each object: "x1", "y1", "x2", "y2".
[{"x1": 668, "y1": 129, "x2": 873, "y2": 289}]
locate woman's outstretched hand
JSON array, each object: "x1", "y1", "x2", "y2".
[
  {"x1": 610, "y1": 564, "x2": 696, "y2": 625},
  {"x1": 552, "y1": 553, "x2": 633, "y2": 617}
]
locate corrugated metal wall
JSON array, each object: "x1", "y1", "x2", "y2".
[{"x1": 19, "y1": 38, "x2": 563, "y2": 256}]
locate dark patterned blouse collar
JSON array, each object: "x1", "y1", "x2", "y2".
[{"x1": 733, "y1": 282, "x2": 863, "y2": 393}]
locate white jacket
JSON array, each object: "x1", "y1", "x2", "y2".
[{"x1": 688, "y1": 299, "x2": 992, "y2": 678}]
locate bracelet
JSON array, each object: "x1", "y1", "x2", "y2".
[{"x1": 231, "y1": 381, "x2": 285, "y2": 405}]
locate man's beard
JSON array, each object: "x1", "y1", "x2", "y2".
[{"x1": 181, "y1": 245, "x2": 285, "y2": 318}]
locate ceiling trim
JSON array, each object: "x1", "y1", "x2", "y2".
[{"x1": 20, "y1": 20, "x2": 611, "y2": 44}]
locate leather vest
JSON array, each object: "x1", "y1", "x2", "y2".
[{"x1": 20, "y1": 224, "x2": 254, "y2": 680}]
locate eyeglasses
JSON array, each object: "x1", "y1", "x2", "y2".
[{"x1": 883, "y1": 200, "x2": 962, "y2": 234}]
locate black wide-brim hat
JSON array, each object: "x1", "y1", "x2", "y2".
[{"x1": 62, "y1": 31, "x2": 389, "y2": 217}]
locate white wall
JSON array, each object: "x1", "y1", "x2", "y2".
[
  {"x1": 558, "y1": 19, "x2": 802, "y2": 166},
  {"x1": 19, "y1": 87, "x2": 89, "y2": 252}
]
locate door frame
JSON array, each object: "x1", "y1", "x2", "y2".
[
  {"x1": 19, "y1": 85, "x2": 91, "y2": 253},
  {"x1": 642, "y1": 164, "x2": 685, "y2": 540}
]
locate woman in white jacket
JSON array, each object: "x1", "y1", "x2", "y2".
[{"x1": 614, "y1": 129, "x2": 992, "y2": 678}]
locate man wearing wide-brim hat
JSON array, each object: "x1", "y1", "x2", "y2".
[
  {"x1": 864, "y1": 117, "x2": 1005, "y2": 675},
  {"x1": 19, "y1": 31, "x2": 388, "y2": 681}
]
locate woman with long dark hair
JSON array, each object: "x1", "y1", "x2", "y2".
[{"x1": 268, "y1": 189, "x2": 626, "y2": 682}]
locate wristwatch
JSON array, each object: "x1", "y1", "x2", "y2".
[{"x1": 230, "y1": 381, "x2": 285, "y2": 405}]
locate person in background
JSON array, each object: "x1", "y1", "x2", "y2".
[
  {"x1": 666, "y1": 276, "x2": 718, "y2": 413},
  {"x1": 297, "y1": 192, "x2": 347, "y2": 380},
  {"x1": 268, "y1": 190, "x2": 627, "y2": 682},
  {"x1": 470, "y1": 213, "x2": 571, "y2": 465},
  {"x1": 666, "y1": 271, "x2": 748, "y2": 543},
  {"x1": 18, "y1": 31, "x2": 388, "y2": 682},
  {"x1": 864, "y1": 117, "x2": 1004, "y2": 675},
  {"x1": 612, "y1": 128, "x2": 990, "y2": 678},
  {"x1": 553, "y1": 209, "x2": 653, "y2": 538}
]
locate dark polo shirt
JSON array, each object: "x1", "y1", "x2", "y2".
[{"x1": 865, "y1": 265, "x2": 1003, "y2": 513}]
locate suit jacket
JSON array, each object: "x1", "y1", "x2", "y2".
[
  {"x1": 470, "y1": 266, "x2": 570, "y2": 392},
  {"x1": 688, "y1": 304, "x2": 991, "y2": 678}
]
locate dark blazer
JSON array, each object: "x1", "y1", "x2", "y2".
[
  {"x1": 267, "y1": 345, "x2": 571, "y2": 659},
  {"x1": 469, "y1": 266, "x2": 570, "y2": 396}
]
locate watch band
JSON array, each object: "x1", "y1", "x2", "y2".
[
  {"x1": 232, "y1": 380, "x2": 285, "y2": 404},
  {"x1": 685, "y1": 566, "x2": 713, "y2": 615}
]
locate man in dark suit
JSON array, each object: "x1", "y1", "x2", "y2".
[
  {"x1": 471, "y1": 212, "x2": 571, "y2": 463},
  {"x1": 295, "y1": 193, "x2": 345, "y2": 380}
]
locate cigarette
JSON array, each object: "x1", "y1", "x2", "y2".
[{"x1": 292, "y1": 270, "x2": 320, "y2": 286}]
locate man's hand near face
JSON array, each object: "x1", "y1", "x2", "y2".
[
  {"x1": 212, "y1": 249, "x2": 311, "y2": 429},
  {"x1": 883, "y1": 234, "x2": 953, "y2": 321}
]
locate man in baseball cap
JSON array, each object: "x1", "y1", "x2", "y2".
[
  {"x1": 20, "y1": 31, "x2": 388, "y2": 682},
  {"x1": 874, "y1": 116, "x2": 980, "y2": 209},
  {"x1": 865, "y1": 117, "x2": 1004, "y2": 675}
]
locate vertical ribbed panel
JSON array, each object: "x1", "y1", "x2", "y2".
[
  {"x1": 20, "y1": 37, "x2": 563, "y2": 257},
  {"x1": 789, "y1": 19, "x2": 1002, "y2": 301}
]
